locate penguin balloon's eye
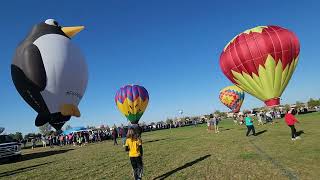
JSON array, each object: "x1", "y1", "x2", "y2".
[{"x1": 45, "y1": 19, "x2": 59, "y2": 26}]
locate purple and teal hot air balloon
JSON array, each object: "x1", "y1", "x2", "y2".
[{"x1": 115, "y1": 85, "x2": 149, "y2": 124}]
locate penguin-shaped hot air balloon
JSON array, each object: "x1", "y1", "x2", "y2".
[{"x1": 11, "y1": 19, "x2": 88, "y2": 130}]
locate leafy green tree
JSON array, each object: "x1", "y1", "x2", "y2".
[
  {"x1": 307, "y1": 98, "x2": 320, "y2": 108},
  {"x1": 24, "y1": 133, "x2": 36, "y2": 140},
  {"x1": 296, "y1": 101, "x2": 304, "y2": 109},
  {"x1": 14, "y1": 132, "x2": 23, "y2": 141},
  {"x1": 7, "y1": 132, "x2": 23, "y2": 141},
  {"x1": 166, "y1": 118, "x2": 173, "y2": 125},
  {"x1": 284, "y1": 104, "x2": 291, "y2": 112},
  {"x1": 39, "y1": 123, "x2": 52, "y2": 136}
]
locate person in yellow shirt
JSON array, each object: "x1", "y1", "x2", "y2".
[{"x1": 125, "y1": 128, "x2": 143, "y2": 180}]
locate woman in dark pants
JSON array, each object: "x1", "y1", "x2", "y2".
[
  {"x1": 245, "y1": 114, "x2": 256, "y2": 136},
  {"x1": 285, "y1": 109, "x2": 301, "y2": 140},
  {"x1": 112, "y1": 128, "x2": 118, "y2": 145}
]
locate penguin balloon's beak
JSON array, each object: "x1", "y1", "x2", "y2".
[
  {"x1": 60, "y1": 104, "x2": 81, "y2": 117},
  {"x1": 61, "y1": 26, "x2": 84, "y2": 38}
]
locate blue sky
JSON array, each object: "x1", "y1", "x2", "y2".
[{"x1": 0, "y1": 0, "x2": 319, "y2": 134}]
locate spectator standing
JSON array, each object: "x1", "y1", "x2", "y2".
[
  {"x1": 245, "y1": 114, "x2": 256, "y2": 136},
  {"x1": 112, "y1": 128, "x2": 118, "y2": 145},
  {"x1": 284, "y1": 109, "x2": 301, "y2": 141}
]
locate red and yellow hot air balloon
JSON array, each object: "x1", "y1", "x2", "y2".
[
  {"x1": 219, "y1": 85, "x2": 244, "y2": 113},
  {"x1": 220, "y1": 25, "x2": 300, "y2": 107}
]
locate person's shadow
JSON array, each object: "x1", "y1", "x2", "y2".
[
  {"x1": 153, "y1": 155, "x2": 211, "y2": 180},
  {"x1": 0, "y1": 161, "x2": 54, "y2": 178},
  {"x1": 0, "y1": 149, "x2": 74, "y2": 165},
  {"x1": 144, "y1": 138, "x2": 169, "y2": 144},
  {"x1": 296, "y1": 130, "x2": 304, "y2": 136},
  {"x1": 255, "y1": 130, "x2": 267, "y2": 136}
]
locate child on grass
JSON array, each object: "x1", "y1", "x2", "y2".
[{"x1": 125, "y1": 128, "x2": 143, "y2": 180}]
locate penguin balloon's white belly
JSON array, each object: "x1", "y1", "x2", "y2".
[{"x1": 33, "y1": 34, "x2": 88, "y2": 114}]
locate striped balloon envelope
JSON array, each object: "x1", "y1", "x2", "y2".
[
  {"x1": 219, "y1": 85, "x2": 245, "y2": 113},
  {"x1": 115, "y1": 85, "x2": 149, "y2": 124}
]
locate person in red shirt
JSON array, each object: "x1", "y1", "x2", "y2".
[{"x1": 284, "y1": 109, "x2": 300, "y2": 140}]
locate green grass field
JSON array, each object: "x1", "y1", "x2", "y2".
[{"x1": 1, "y1": 112, "x2": 319, "y2": 180}]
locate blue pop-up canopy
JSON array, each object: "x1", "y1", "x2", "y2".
[{"x1": 61, "y1": 127, "x2": 87, "y2": 135}]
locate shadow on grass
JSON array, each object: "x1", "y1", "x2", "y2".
[
  {"x1": 0, "y1": 149, "x2": 73, "y2": 165},
  {"x1": 22, "y1": 143, "x2": 48, "y2": 150},
  {"x1": 296, "y1": 130, "x2": 304, "y2": 136},
  {"x1": 153, "y1": 154, "x2": 211, "y2": 180},
  {"x1": 255, "y1": 130, "x2": 267, "y2": 136},
  {"x1": 144, "y1": 138, "x2": 169, "y2": 144},
  {"x1": 0, "y1": 161, "x2": 54, "y2": 178}
]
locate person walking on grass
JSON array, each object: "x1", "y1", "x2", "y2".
[
  {"x1": 77, "y1": 133, "x2": 83, "y2": 147},
  {"x1": 257, "y1": 112, "x2": 264, "y2": 125},
  {"x1": 245, "y1": 114, "x2": 256, "y2": 136},
  {"x1": 125, "y1": 128, "x2": 143, "y2": 180},
  {"x1": 213, "y1": 115, "x2": 220, "y2": 133},
  {"x1": 207, "y1": 114, "x2": 213, "y2": 132},
  {"x1": 265, "y1": 111, "x2": 274, "y2": 124},
  {"x1": 41, "y1": 135, "x2": 46, "y2": 147},
  {"x1": 285, "y1": 109, "x2": 301, "y2": 141},
  {"x1": 120, "y1": 127, "x2": 127, "y2": 146},
  {"x1": 207, "y1": 119, "x2": 211, "y2": 132},
  {"x1": 238, "y1": 113, "x2": 244, "y2": 125},
  {"x1": 233, "y1": 113, "x2": 238, "y2": 125},
  {"x1": 31, "y1": 138, "x2": 36, "y2": 149},
  {"x1": 112, "y1": 128, "x2": 118, "y2": 145}
]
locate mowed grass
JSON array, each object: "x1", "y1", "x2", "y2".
[{"x1": 1, "y1": 112, "x2": 320, "y2": 180}]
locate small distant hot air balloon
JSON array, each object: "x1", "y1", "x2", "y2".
[
  {"x1": 219, "y1": 85, "x2": 245, "y2": 113},
  {"x1": 115, "y1": 85, "x2": 149, "y2": 124},
  {"x1": 220, "y1": 25, "x2": 300, "y2": 107}
]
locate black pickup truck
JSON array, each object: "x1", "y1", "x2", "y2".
[{"x1": 0, "y1": 135, "x2": 22, "y2": 160}]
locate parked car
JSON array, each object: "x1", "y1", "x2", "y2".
[{"x1": 0, "y1": 135, "x2": 22, "y2": 160}]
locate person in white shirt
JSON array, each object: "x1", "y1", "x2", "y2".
[{"x1": 257, "y1": 112, "x2": 264, "y2": 125}]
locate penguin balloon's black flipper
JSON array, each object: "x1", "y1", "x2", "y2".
[
  {"x1": 35, "y1": 114, "x2": 49, "y2": 127},
  {"x1": 20, "y1": 44, "x2": 47, "y2": 90},
  {"x1": 11, "y1": 44, "x2": 49, "y2": 115}
]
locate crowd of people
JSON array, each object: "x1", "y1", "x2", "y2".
[
  {"x1": 207, "y1": 114, "x2": 221, "y2": 133},
  {"x1": 28, "y1": 126, "x2": 134, "y2": 149},
  {"x1": 232, "y1": 110, "x2": 284, "y2": 126},
  {"x1": 203, "y1": 107, "x2": 303, "y2": 141}
]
